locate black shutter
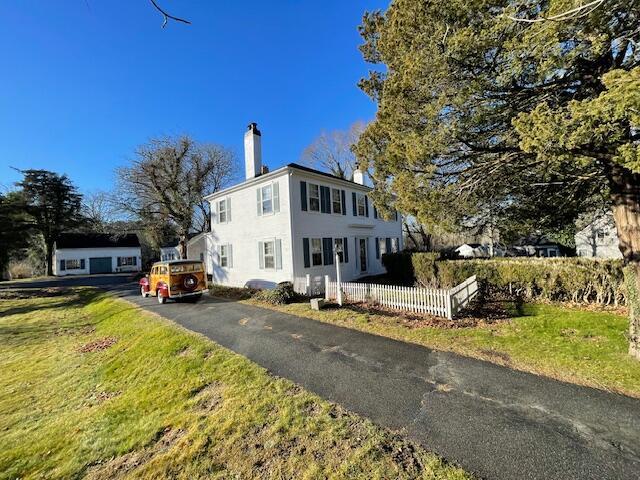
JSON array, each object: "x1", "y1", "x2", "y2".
[
  {"x1": 117, "y1": 257, "x2": 121, "y2": 267},
  {"x1": 386, "y1": 237, "x2": 392, "y2": 253},
  {"x1": 374, "y1": 206, "x2": 378, "y2": 219},
  {"x1": 133, "y1": 256, "x2": 137, "y2": 266},
  {"x1": 320, "y1": 186, "x2": 330, "y2": 213},
  {"x1": 352, "y1": 192, "x2": 357, "y2": 216},
  {"x1": 365, "y1": 196, "x2": 369, "y2": 217},
  {"x1": 80, "y1": 259, "x2": 85, "y2": 270},
  {"x1": 343, "y1": 237, "x2": 349, "y2": 263},
  {"x1": 322, "y1": 237, "x2": 333, "y2": 265},
  {"x1": 300, "y1": 181, "x2": 308, "y2": 211},
  {"x1": 375, "y1": 237, "x2": 380, "y2": 259},
  {"x1": 341, "y1": 190, "x2": 346, "y2": 215},
  {"x1": 60, "y1": 260, "x2": 65, "y2": 271},
  {"x1": 394, "y1": 210, "x2": 398, "y2": 221},
  {"x1": 303, "y1": 238, "x2": 310, "y2": 268}
]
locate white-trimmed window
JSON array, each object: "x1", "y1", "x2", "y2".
[
  {"x1": 332, "y1": 188, "x2": 342, "y2": 214},
  {"x1": 311, "y1": 238, "x2": 323, "y2": 266},
  {"x1": 263, "y1": 241, "x2": 275, "y2": 269},
  {"x1": 117, "y1": 256, "x2": 137, "y2": 266},
  {"x1": 257, "y1": 182, "x2": 280, "y2": 216},
  {"x1": 65, "y1": 259, "x2": 82, "y2": 270},
  {"x1": 308, "y1": 183, "x2": 320, "y2": 212},
  {"x1": 334, "y1": 238, "x2": 345, "y2": 263},
  {"x1": 378, "y1": 238, "x2": 387, "y2": 256},
  {"x1": 391, "y1": 238, "x2": 399, "y2": 253},
  {"x1": 220, "y1": 244, "x2": 229, "y2": 267},
  {"x1": 357, "y1": 193, "x2": 366, "y2": 216},
  {"x1": 218, "y1": 199, "x2": 227, "y2": 223}
]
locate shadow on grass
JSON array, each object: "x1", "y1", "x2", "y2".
[{"x1": 0, "y1": 289, "x2": 112, "y2": 346}]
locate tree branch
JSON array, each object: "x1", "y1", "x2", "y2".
[{"x1": 149, "y1": 0, "x2": 191, "y2": 28}]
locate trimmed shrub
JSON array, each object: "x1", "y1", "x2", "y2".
[
  {"x1": 381, "y1": 254, "x2": 626, "y2": 306},
  {"x1": 255, "y1": 281, "x2": 298, "y2": 305},
  {"x1": 381, "y1": 252, "x2": 415, "y2": 280}
]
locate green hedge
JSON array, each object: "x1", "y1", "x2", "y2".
[{"x1": 382, "y1": 253, "x2": 626, "y2": 306}]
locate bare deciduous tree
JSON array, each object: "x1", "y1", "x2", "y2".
[
  {"x1": 114, "y1": 135, "x2": 238, "y2": 258},
  {"x1": 301, "y1": 121, "x2": 367, "y2": 180}
]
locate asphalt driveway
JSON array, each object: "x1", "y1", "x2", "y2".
[{"x1": 4, "y1": 276, "x2": 640, "y2": 479}]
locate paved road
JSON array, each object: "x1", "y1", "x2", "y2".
[{"x1": 4, "y1": 276, "x2": 640, "y2": 479}]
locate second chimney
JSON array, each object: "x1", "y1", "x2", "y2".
[
  {"x1": 244, "y1": 122, "x2": 262, "y2": 180},
  {"x1": 353, "y1": 169, "x2": 365, "y2": 185}
]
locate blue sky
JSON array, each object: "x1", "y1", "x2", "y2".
[{"x1": 0, "y1": 0, "x2": 386, "y2": 193}]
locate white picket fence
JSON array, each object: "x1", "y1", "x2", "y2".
[{"x1": 323, "y1": 275, "x2": 478, "y2": 320}]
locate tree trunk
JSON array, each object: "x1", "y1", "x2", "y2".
[
  {"x1": 624, "y1": 264, "x2": 640, "y2": 360},
  {"x1": 608, "y1": 163, "x2": 640, "y2": 262},
  {"x1": 178, "y1": 234, "x2": 187, "y2": 259},
  {"x1": 607, "y1": 163, "x2": 640, "y2": 359},
  {"x1": 46, "y1": 241, "x2": 54, "y2": 277}
]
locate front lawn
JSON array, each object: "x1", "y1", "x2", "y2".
[
  {"x1": 241, "y1": 295, "x2": 640, "y2": 398},
  {"x1": 0, "y1": 287, "x2": 468, "y2": 480}
]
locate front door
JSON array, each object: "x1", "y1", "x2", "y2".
[{"x1": 359, "y1": 238, "x2": 367, "y2": 273}]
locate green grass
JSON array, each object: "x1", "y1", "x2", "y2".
[
  {"x1": 243, "y1": 297, "x2": 640, "y2": 398},
  {"x1": 0, "y1": 287, "x2": 469, "y2": 480}
]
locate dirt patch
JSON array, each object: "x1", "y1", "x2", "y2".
[
  {"x1": 78, "y1": 337, "x2": 117, "y2": 353},
  {"x1": 83, "y1": 389, "x2": 121, "y2": 407},
  {"x1": 193, "y1": 382, "x2": 224, "y2": 412},
  {"x1": 478, "y1": 348, "x2": 512, "y2": 365},
  {"x1": 177, "y1": 346, "x2": 194, "y2": 357},
  {"x1": 85, "y1": 427, "x2": 185, "y2": 479}
]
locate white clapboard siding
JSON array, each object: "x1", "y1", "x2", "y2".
[{"x1": 324, "y1": 275, "x2": 478, "y2": 320}]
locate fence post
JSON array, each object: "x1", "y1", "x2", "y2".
[
  {"x1": 324, "y1": 275, "x2": 330, "y2": 301},
  {"x1": 305, "y1": 273, "x2": 311, "y2": 296},
  {"x1": 446, "y1": 290, "x2": 453, "y2": 320}
]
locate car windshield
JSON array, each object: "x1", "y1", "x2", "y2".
[{"x1": 170, "y1": 263, "x2": 203, "y2": 274}]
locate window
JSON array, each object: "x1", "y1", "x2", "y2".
[
  {"x1": 220, "y1": 244, "x2": 229, "y2": 267},
  {"x1": 218, "y1": 199, "x2": 227, "y2": 223},
  {"x1": 65, "y1": 259, "x2": 82, "y2": 270},
  {"x1": 334, "y1": 238, "x2": 344, "y2": 263},
  {"x1": 118, "y1": 256, "x2": 136, "y2": 266},
  {"x1": 263, "y1": 241, "x2": 275, "y2": 269},
  {"x1": 170, "y1": 263, "x2": 202, "y2": 274},
  {"x1": 391, "y1": 238, "x2": 399, "y2": 253},
  {"x1": 309, "y1": 184, "x2": 320, "y2": 212},
  {"x1": 261, "y1": 185, "x2": 273, "y2": 214},
  {"x1": 257, "y1": 183, "x2": 280, "y2": 215},
  {"x1": 332, "y1": 188, "x2": 342, "y2": 214},
  {"x1": 597, "y1": 230, "x2": 606, "y2": 241},
  {"x1": 378, "y1": 238, "x2": 387, "y2": 257},
  {"x1": 357, "y1": 193, "x2": 366, "y2": 216},
  {"x1": 311, "y1": 238, "x2": 323, "y2": 266}
]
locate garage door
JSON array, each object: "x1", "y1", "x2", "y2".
[{"x1": 89, "y1": 257, "x2": 112, "y2": 274}]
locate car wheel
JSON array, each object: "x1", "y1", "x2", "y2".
[
  {"x1": 158, "y1": 293, "x2": 166, "y2": 304},
  {"x1": 140, "y1": 286, "x2": 147, "y2": 297}
]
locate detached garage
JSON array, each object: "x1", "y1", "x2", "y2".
[{"x1": 53, "y1": 233, "x2": 142, "y2": 276}]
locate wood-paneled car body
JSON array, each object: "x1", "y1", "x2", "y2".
[{"x1": 139, "y1": 260, "x2": 208, "y2": 304}]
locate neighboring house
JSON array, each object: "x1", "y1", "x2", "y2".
[
  {"x1": 53, "y1": 233, "x2": 142, "y2": 276},
  {"x1": 510, "y1": 235, "x2": 563, "y2": 257},
  {"x1": 455, "y1": 243, "x2": 489, "y2": 258},
  {"x1": 203, "y1": 123, "x2": 403, "y2": 292},
  {"x1": 160, "y1": 233, "x2": 209, "y2": 263},
  {"x1": 575, "y1": 214, "x2": 623, "y2": 259}
]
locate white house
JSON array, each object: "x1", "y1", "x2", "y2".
[
  {"x1": 455, "y1": 243, "x2": 490, "y2": 258},
  {"x1": 53, "y1": 233, "x2": 142, "y2": 276},
  {"x1": 203, "y1": 123, "x2": 403, "y2": 292},
  {"x1": 575, "y1": 214, "x2": 623, "y2": 259},
  {"x1": 160, "y1": 233, "x2": 208, "y2": 262}
]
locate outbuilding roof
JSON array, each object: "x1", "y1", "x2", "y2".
[{"x1": 56, "y1": 233, "x2": 141, "y2": 249}]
